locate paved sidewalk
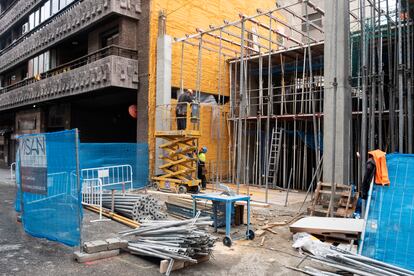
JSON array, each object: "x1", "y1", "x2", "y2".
[{"x1": 0, "y1": 167, "x2": 16, "y2": 186}]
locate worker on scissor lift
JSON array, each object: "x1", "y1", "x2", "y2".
[
  {"x1": 198, "y1": 146, "x2": 207, "y2": 190},
  {"x1": 176, "y1": 89, "x2": 194, "y2": 130}
]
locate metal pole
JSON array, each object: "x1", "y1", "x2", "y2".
[
  {"x1": 377, "y1": 0, "x2": 384, "y2": 151},
  {"x1": 216, "y1": 29, "x2": 223, "y2": 188},
  {"x1": 236, "y1": 20, "x2": 245, "y2": 195},
  {"x1": 360, "y1": 0, "x2": 368, "y2": 179},
  {"x1": 369, "y1": 0, "x2": 376, "y2": 150},
  {"x1": 358, "y1": 178, "x2": 374, "y2": 254},
  {"x1": 179, "y1": 42, "x2": 185, "y2": 93},
  {"x1": 406, "y1": 1, "x2": 413, "y2": 153},
  {"x1": 264, "y1": 13, "x2": 273, "y2": 203},
  {"x1": 397, "y1": 0, "x2": 404, "y2": 152},
  {"x1": 75, "y1": 129, "x2": 83, "y2": 252},
  {"x1": 284, "y1": 168, "x2": 293, "y2": 207}
]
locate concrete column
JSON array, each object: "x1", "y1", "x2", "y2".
[
  {"x1": 154, "y1": 35, "x2": 172, "y2": 174},
  {"x1": 323, "y1": 0, "x2": 351, "y2": 185}
]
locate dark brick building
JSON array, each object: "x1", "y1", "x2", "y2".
[{"x1": 0, "y1": 0, "x2": 149, "y2": 166}]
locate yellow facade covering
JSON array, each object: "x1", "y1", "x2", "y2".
[{"x1": 148, "y1": 0, "x2": 281, "y2": 175}]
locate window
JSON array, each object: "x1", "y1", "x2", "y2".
[
  {"x1": 51, "y1": 0, "x2": 59, "y2": 15},
  {"x1": 44, "y1": 51, "x2": 50, "y2": 72},
  {"x1": 28, "y1": 59, "x2": 34, "y2": 78},
  {"x1": 302, "y1": 12, "x2": 323, "y2": 32},
  {"x1": 59, "y1": 0, "x2": 66, "y2": 10},
  {"x1": 41, "y1": 1, "x2": 51, "y2": 22},
  {"x1": 34, "y1": 10, "x2": 40, "y2": 28},
  {"x1": 33, "y1": 56, "x2": 39, "y2": 76},
  {"x1": 29, "y1": 13, "x2": 35, "y2": 30},
  {"x1": 38, "y1": 53, "x2": 44, "y2": 74},
  {"x1": 28, "y1": 51, "x2": 51, "y2": 77}
]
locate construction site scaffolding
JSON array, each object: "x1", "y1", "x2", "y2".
[{"x1": 172, "y1": 0, "x2": 413, "y2": 204}]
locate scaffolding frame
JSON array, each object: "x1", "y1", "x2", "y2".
[{"x1": 171, "y1": 0, "x2": 413, "y2": 204}]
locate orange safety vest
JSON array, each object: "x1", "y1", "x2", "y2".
[{"x1": 368, "y1": 150, "x2": 390, "y2": 186}]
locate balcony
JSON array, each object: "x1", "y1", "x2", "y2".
[
  {"x1": 0, "y1": 0, "x2": 42, "y2": 37},
  {"x1": 0, "y1": 0, "x2": 141, "y2": 74},
  {"x1": 0, "y1": 45, "x2": 138, "y2": 111}
]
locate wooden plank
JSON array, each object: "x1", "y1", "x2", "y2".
[{"x1": 289, "y1": 217, "x2": 364, "y2": 235}]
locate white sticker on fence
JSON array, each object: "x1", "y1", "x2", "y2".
[{"x1": 98, "y1": 169, "x2": 109, "y2": 178}]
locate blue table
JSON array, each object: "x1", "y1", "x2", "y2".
[{"x1": 192, "y1": 193, "x2": 254, "y2": 247}]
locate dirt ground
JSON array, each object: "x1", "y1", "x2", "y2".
[{"x1": 0, "y1": 174, "x2": 313, "y2": 276}]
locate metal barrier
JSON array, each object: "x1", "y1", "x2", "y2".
[
  {"x1": 81, "y1": 164, "x2": 133, "y2": 191},
  {"x1": 26, "y1": 172, "x2": 69, "y2": 205},
  {"x1": 10, "y1": 162, "x2": 16, "y2": 180},
  {"x1": 82, "y1": 178, "x2": 109, "y2": 222}
]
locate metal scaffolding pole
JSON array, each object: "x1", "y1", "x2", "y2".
[
  {"x1": 397, "y1": 0, "x2": 404, "y2": 152},
  {"x1": 236, "y1": 20, "x2": 246, "y2": 194},
  {"x1": 360, "y1": 0, "x2": 368, "y2": 179},
  {"x1": 407, "y1": 0, "x2": 413, "y2": 153}
]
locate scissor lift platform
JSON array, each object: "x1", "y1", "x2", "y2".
[{"x1": 152, "y1": 129, "x2": 201, "y2": 193}]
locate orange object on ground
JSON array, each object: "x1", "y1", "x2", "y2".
[{"x1": 368, "y1": 150, "x2": 390, "y2": 186}]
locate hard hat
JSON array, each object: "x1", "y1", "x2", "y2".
[
  {"x1": 187, "y1": 89, "x2": 194, "y2": 94},
  {"x1": 201, "y1": 146, "x2": 207, "y2": 153}
]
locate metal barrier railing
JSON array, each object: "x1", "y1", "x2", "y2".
[
  {"x1": 82, "y1": 178, "x2": 109, "y2": 222},
  {"x1": 81, "y1": 164, "x2": 133, "y2": 191},
  {"x1": 155, "y1": 102, "x2": 200, "y2": 132},
  {"x1": 0, "y1": 45, "x2": 138, "y2": 94},
  {"x1": 10, "y1": 162, "x2": 16, "y2": 180}
]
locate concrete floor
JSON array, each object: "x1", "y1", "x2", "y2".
[
  {"x1": 0, "y1": 170, "x2": 306, "y2": 276},
  {"x1": 205, "y1": 183, "x2": 310, "y2": 206}
]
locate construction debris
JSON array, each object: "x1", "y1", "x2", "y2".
[
  {"x1": 290, "y1": 217, "x2": 363, "y2": 242},
  {"x1": 291, "y1": 233, "x2": 414, "y2": 276},
  {"x1": 101, "y1": 193, "x2": 167, "y2": 222},
  {"x1": 73, "y1": 249, "x2": 120, "y2": 263},
  {"x1": 83, "y1": 238, "x2": 128, "y2": 254},
  {"x1": 120, "y1": 216, "x2": 216, "y2": 275}
]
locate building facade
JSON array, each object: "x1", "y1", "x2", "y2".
[
  {"x1": 0, "y1": 0, "x2": 280, "y2": 177},
  {"x1": 0, "y1": 0, "x2": 143, "y2": 166}
]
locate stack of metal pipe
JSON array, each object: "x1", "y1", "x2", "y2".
[
  {"x1": 101, "y1": 193, "x2": 167, "y2": 222},
  {"x1": 120, "y1": 216, "x2": 217, "y2": 264},
  {"x1": 293, "y1": 243, "x2": 414, "y2": 276}
]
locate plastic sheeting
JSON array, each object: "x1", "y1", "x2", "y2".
[
  {"x1": 362, "y1": 153, "x2": 414, "y2": 271},
  {"x1": 79, "y1": 143, "x2": 149, "y2": 189},
  {"x1": 17, "y1": 130, "x2": 81, "y2": 247}
]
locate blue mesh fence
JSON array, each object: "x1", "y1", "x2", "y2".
[
  {"x1": 79, "y1": 143, "x2": 149, "y2": 190},
  {"x1": 17, "y1": 130, "x2": 81, "y2": 247},
  {"x1": 362, "y1": 153, "x2": 414, "y2": 271}
]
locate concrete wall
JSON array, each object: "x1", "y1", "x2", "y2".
[
  {"x1": 0, "y1": 0, "x2": 141, "y2": 74},
  {"x1": 0, "y1": 56, "x2": 138, "y2": 111}
]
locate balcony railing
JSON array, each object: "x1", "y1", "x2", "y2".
[
  {"x1": 0, "y1": 0, "x2": 18, "y2": 18},
  {"x1": 0, "y1": 45, "x2": 137, "y2": 95}
]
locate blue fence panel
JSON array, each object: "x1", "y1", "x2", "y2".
[
  {"x1": 18, "y1": 130, "x2": 81, "y2": 247},
  {"x1": 79, "y1": 143, "x2": 149, "y2": 189},
  {"x1": 362, "y1": 153, "x2": 414, "y2": 271}
]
